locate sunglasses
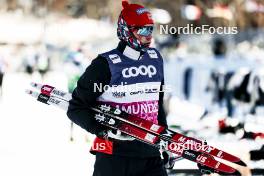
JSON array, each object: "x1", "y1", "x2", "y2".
[{"x1": 131, "y1": 26, "x2": 154, "y2": 37}]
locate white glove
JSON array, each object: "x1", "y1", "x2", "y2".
[
  {"x1": 107, "y1": 129, "x2": 135, "y2": 141},
  {"x1": 94, "y1": 113, "x2": 134, "y2": 141}
]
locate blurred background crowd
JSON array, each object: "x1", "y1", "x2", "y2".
[{"x1": 0, "y1": 0, "x2": 264, "y2": 176}]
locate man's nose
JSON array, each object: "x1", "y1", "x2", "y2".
[{"x1": 145, "y1": 35, "x2": 152, "y2": 41}]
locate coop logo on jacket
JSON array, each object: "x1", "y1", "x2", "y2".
[{"x1": 122, "y1": 65, "x2": 157, "y2": 78}]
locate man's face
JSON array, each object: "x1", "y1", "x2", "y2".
[{"x1": 131, "y1": 25, "x2": 153, "y2": 47}]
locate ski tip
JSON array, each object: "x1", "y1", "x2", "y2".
[{"x1": 234, "y1": 160, "x2": 247, "y2": 167}]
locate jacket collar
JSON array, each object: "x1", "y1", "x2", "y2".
[{"x1": 117, "y1": 41, "x2": 144, "y2": 60}]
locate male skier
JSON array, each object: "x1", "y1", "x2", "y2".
[{"x1": 67, "y1": 1, "x2": 212, "y2": 176}]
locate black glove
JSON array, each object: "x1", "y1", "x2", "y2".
[
  {"x1": 197, "y1": 163, "x2": 215, "y2": 175},
  {"x1": 162, "y1": 151, "x2": 182, "y2": 169},
  {"x1": 97, "y1": 129, "x2": 134, "y2": 141},
  {"x1": 97, "y1": 130, "x2": 108, "y2": 139}
]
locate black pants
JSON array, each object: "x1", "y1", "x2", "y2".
[{"x1": 93, "y1": 153, "x2": 168, "y2": 176}]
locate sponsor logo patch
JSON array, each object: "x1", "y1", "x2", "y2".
[
  {"x1": 109, "y1": 54, "x2": 121, "y2": 64},
  {"x1": 130, "y1": 90, "x2": 144, "y2": 95},
  {"x1": 184, "y1": 151, "x2": 196, "y2": 158},
  {"x1": 136, "y1": 8, "x2": 149, "y2": 15},
  {"x1": 147, "y1": 50, "x2": 158, "y2": 58},
  {"x1": 145, "y1": 88, "x2": 158, "y2": 93},
  {"x1": 112, "y1": 91, "x2": 126, "y2": 98},
  {"x1": 122, "y1": 65, "x2": 157, "y2": 78}
]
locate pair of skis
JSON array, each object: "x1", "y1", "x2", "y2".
[{"x1": 26, "y1": 82, "x2": 247, "y2": 175}]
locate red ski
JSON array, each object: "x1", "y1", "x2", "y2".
[
  {"x1": 26, "y1": 83, "x2": 248, "y2": 175},
  {"x1": 29, "y1": 82, "x2": 246, "y2": 167}
]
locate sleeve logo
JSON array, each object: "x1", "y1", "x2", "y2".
[{"x1": 109, "y1": 54, "x2": 121, "y2": 64}]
